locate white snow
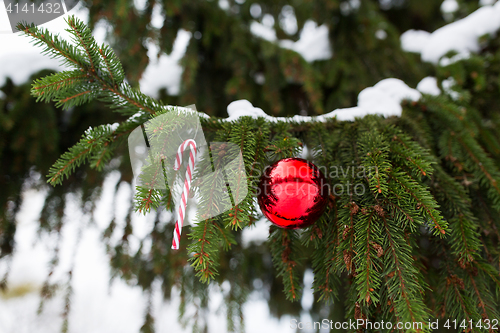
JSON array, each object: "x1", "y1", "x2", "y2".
[
  {"x1": 225, "y1": 78, "x2": 421, "y2": 122},
  {"x1": 300, "y1": 269, "x2": 314, "y2": 311},
  {"x1": 150, "y1": 3, "x2": 165, "y2": 29},
  {"x1": 219, "y1": 0, "x2": 230, "y2": 10},
  {"x1": 417, "y1": 77, "x2": 441, "y2": 96},
  {"x1": 375, "y1": 29, "x2": 387, "y2": 40},
  {"x1": 480, "y1": 0, "x2": 497, "y2": 6},
  {"x1": 108, "y1": 122, "x2": 120, "y2": 131},
  {"x1": 250, "y1": 3, "x2": 262, "y2": 18},
  {"x1": 243, "y1": 293, "x2": 294, "y2": 333},
  {"x1": 262, "y1": 14, "x2": 275, "y2": 28},
  {"x1": 139, "y1": 29, "x2": 192, "y2": 97},
  {"x1": 442, "y1": 77, "x2": 461, "y2": 100},
  {"x1": 439, "y1": 52, "x2": 471, "y2": 66},
  {"x1": 441, "y1": 0, "x2": 459, "y2": 14},
  {"x1": 401, "y1": 1, "x2": 500, "y2": 63},
  {"x1": 400, "y1": 30, "x2": 432, "y2": 54},
  {"x1": 279, "y1": 5, "x2": 298, "y2": 35},
  {"x1": 241, "y1": 217, "x2": 270, "y2": 247},
  {"x1": 250, "y1": 21, "x2": 277, "y2": 42},
  {"x1": 280, "y1": 21, "x2": 332, "y2": 62},
  {"x1": 250, "y1": 20, "x2": 332, "y2": 62},
  {"x1": 133, "y1": 0, "x2": 147, "y2": 12}
]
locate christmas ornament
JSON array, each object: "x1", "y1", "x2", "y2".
[
  {"x1": 257, "y1": 157, "x2": 328, "y2": 229},
  {"x1": 171, "y1": 139, "x2": 198, "y2": 250}
]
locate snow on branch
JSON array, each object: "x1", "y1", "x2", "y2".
[
  {"x1": 219, "y1": 78, "x2": 422, "y2": 123},
  {"x1": 401, "y1": 1, "x2": 500, "y2": 64}
]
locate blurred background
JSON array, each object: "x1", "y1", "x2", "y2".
[{"x1": 0, "y1": 0, "x2": 499, "y2": 332}]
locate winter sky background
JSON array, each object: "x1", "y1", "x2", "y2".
[{"x1": 1, "y1": 0, "x2": 500, "y2": 332}]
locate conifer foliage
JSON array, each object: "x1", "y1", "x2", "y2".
[{"x1": 10, "y1": 9, "x2": 500, "y2": 333}]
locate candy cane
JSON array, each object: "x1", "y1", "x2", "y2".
[{"x1": 171, "y1": 139, "x2": 197, "y2": 250}]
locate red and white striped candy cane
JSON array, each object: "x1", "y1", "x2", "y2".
[{"x1": 171, "y1": 139, "x2": 197, "y2": 250}]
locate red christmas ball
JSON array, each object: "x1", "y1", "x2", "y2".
[{"x1": 257, "y1": 157, "x2": 329, "y2": 229}]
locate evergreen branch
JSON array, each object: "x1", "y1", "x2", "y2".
[
  {"x1": 434, "y1": 244, "x2": 480, "y2": 332},
  {"x1": 31, "y1": 71, "x2": 89, "y2": 103},
  {"x1": 99, "y1": 84, "x2": 159, "y2": 115},
  {"x1": 187, "y1": 218, "x2": 223, "y2": 283},
  {"x1": 48, "y1": 146, "x2": 92, "y2": 185},
  {"x1": 467, "y1": 271, "x2": 494, "y2": 330},
  {"x1": 388, "y1": 170, "x2": 448, "y2": 236},
  {"x1": 66, "y1": 17, "x2": 100, "y2": 74},
  {"x1": 359, "y1": 130, "x2": 391, "y2": 196},
  {"x1": 57, "y1": 90, "x2": 93, "y2": 107},
  {"x1": 269, "y1": 227, "x2": 302, "y2": 301},
  {"x1": 380, "y1": 214, "x2": 429, "y2": 328},
  {"x1": 212, "y1": 221, "x2": 236, "y2": 251},
  {"x1": 18, "y1": 22, "x2": 87, "y2": 69},
  {"x1": 353, "y1": 208, "x2": 382, "y2": 306},
  {"x1": 98, "y1": 45, "x2": 125, "y2": 86},
  {"x1": 19, "y1": 17, "x2": 160, "y2": 116},
  {"x1": 334, "y1": 200, "x2": 358, "y2": 276},
  {"x1": 457, "y1": 135, "x2": 500, "y2": 207},
  {"x1": 431, "y1": 166, "x2": 480, "y2": 263},
  {"x1": 47, "y1": 124, "x2": 135, "y2": 185},
  {"x1": 223, "y1": 119, "x2": 258, "y2": 230},
  {"x1": 304, "y1": 213, "x2": 340, "y2": 303},
  {"x1": 389, "y1": 130, "x2": 435, "y2": 180}
]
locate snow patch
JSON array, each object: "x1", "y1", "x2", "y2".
[
  {"x1": 417, "y1": 77, "x2": 441, "y2": 96},
  {"x1": 439, "y1": 52, "x2": 471, "y2": 66},
  {"x1": 108, "y1": 122, "x2": 120, "y2": 131},
  {"x1": 441, "y1": 0, "x2": 459, "y2": 14},
  {"x1": 250, "y1": 20, "x2": 332, "y2": 62},
  {"x1": 139, "y1": 30, "x2": 192, "y2": 97},
  {"x1": 241, "y1": 218, "x2": 270, "y2": 247},
  {"x1": 250, "y1": 21, "x2": 277, "y2": 42},
  {"x1": 219, "y1": 0, "x2": 230, "y2": 10},
  {"x1": 280, "y1": 20, "x2": 332, "y2": 62},
  {"x1": 480, "y1": 0, "x2": 496, "y2": 6},
  {"x1": 279, "y1": 5, "x2": 298, "y2": 35},
  {"x1": 151, "y1": 3, "x2": 165, "y2": 29},
  {"x1": 400, "y1": 30, "x2": 431, "y2": 54},
  {"x1": 401, "y1": 1, "x2": 500, "y2": 63},
  {"x1": 442, "y1": 77, "x2": 461, "y2": 100},
  {"x1": 375, "y1": 29, "x2": 387, "y2": 40},
  {"x1": 301, "y1": 269, "x2": 314, "y2": 311},
  {"x1": 225, "y1": 78, "x2": 420, "y2": 122}
]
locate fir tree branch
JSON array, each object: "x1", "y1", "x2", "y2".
[
  {"x1": 380, "y1": 214, "x2": 429, "y2": 327},
  {"x1": 18, "y1": 18, "x2": 159, "y2": 115},
  {"x1": 269, "y1": 227, "x2": 302, "y2": 301},
  {"x1": 388, "y1": 170, "x2": 448, "y2": 236}
]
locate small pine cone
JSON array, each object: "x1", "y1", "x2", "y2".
[
  {"x1": 350, "y1": 202, "x2": 359, "y2": 215},
  {"x1": 373, "y1": 205, "x2": 385, "y2": 217},
  {"x1": 372, "y1": 243, "x2": 384, "y2": 257}
]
